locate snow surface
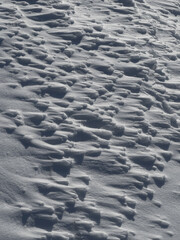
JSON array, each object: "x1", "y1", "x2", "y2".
[{"x1": 0, "y1": 0, "x2": 180, "y2": 239}]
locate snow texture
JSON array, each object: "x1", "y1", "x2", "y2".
[{"x1": 0, "y1": 0, "x2": 180, "y2": 239}]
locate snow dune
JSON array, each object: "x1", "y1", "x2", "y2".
[{"x1": 0, "y1": 0, "x2": 180, "y2": 239}]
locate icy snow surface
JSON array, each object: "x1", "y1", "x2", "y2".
[{"x1": 0, "y1": 0, "x2": 180, "y2": 239}]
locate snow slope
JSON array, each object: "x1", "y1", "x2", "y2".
[{"x1": 0, "y1": 0, "x2": 180, "y2": 239}]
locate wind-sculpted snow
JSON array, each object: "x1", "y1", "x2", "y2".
[{"x1": 0, "y1": 0, "x2": 180, "y2": 239}]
